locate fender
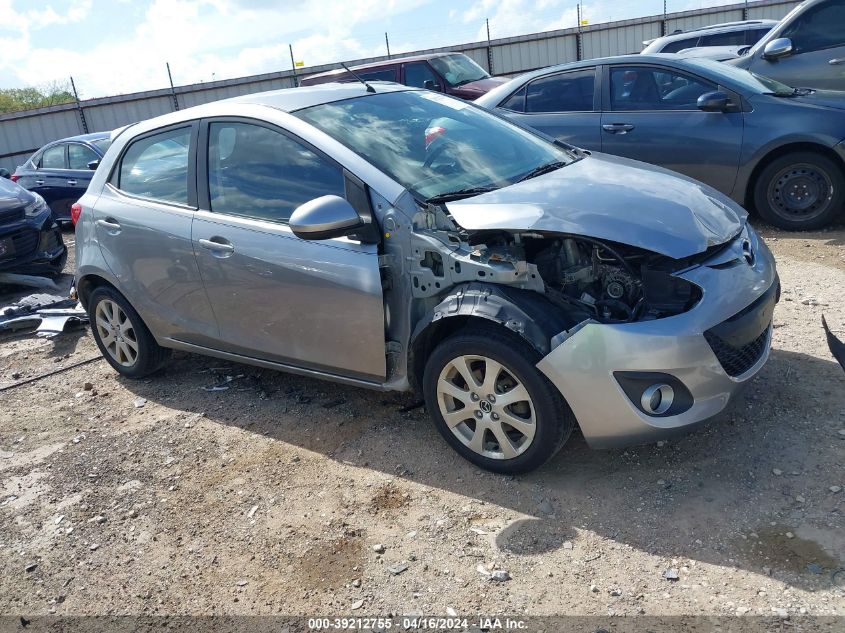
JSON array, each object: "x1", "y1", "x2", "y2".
[{"x1": 410, "y1": 281, "x2": 584, "y2": 365}]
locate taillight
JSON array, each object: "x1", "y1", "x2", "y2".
[
  {"x1": 10, "y1": 174, "x2": 19, "y2": 183},
  {"x1": 424, "y1": 125, "x2": 446, "y2": 148},
  {"x1": 70, "y1": 202, "x2": 82, "y2": 226}
]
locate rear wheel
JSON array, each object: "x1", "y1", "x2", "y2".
[
  {"x1": 88, "y1": 286, "x2": 170, "y2": 378},
  {"x1": 753, "y1": 151, "x2": 845, "y2": 230},
  {"x1": 422, "y1": 325, "x2": 574, "y2": 474}
]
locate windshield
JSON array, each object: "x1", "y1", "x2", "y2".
[
  {"x1": 686, "y1": 58, "x2": 794, "y2": 95},
  {"x1": 429, "y1": 54, "x2": 489, "y2": 87},
  {"x1": 295, "y1": 90, "x2": 576, "y2": 202}
]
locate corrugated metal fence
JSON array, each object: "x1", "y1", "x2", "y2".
[{"x1": 0, "y1": 0, "x2": 799, "y2": 173}]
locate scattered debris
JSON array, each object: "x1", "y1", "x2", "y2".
[
  {"x1": 372, "y1": 544, "x2": 386, "y2": 554},
  {"x1": 133, "y1": 398, "x2": 147, "y2": 408},
  {"x1": 350, "y1": 599, "x2": 364, "y2": 610},
  {"x1": 772, "y1": 469, "x2": 783, "y2": 476},
  {"x1": 387, "y1": 563, "x2": 408, "y2": 576},
  {"x1": 24, "y1": 563, "x2": 38, "y2": 573},
  {"x1": 807, "y1": 563, "x2": 823, "y2": 575},
  {"x1": 446, "y1": 607, "x2": 458, "y2": 617},
  {"x1": 236, "y1": 580, "x2": 248, "y2": 587},
  {"x1": 663, "y1": 568, "x2": 680, "y2": 581},
  {"x1": 785, "y1": 532, "x2": 795, "y2": 539},
  {"x1": 247, "y1": 505, "x2": 258, "y2": 519},
  {"x1": 830, "y1": 486, "x2": 842, "y2": 493},
  {"x1": 0, "y1": 272, "x2": 59, "y2": 291},
  {"x1": 490, "y1": 570, "x2": 511, "y2": 582}
]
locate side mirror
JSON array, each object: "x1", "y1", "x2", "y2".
[
  {"x1": 0, "y1": 168, "x2": 10, "y2": 179},
  {"x1": 289, "y1": 195, "x2": 363, "y2": 241},
  {"x1": 762, "y1": 37, "x2": 793, "y2": 60},
  {"x1": 697, "y1": 91, "x2": 730, "y2": 112},
  {"x1": 423, "y1": 79, "x2": 442, "y2": 91},
  {"x1": 87, "y1": 159, "x2": 100, "y2": 170}
]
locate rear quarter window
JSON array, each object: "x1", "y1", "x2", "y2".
[{"x1": 115, "y1": 127, "x2": 191, "y2": 205}]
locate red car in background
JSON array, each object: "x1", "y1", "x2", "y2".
[{"x1": 300, "y1": 52, "x2": 507, "y2": 100}]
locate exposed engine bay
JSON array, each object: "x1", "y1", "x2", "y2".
[{"x1": 408, "y1": 204, "x2": 704, "y2": 325}]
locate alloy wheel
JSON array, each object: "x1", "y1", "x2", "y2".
[
  {"x1": 94, "y1": 299, "x2": 139, "y2": 367},
  {"x1": 436, "y1": 354, "x2": 536, "y2": 460}
]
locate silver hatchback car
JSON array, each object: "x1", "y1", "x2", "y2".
[{"x1": 73, "y1": 83, "x2": 778, "y2": 473}]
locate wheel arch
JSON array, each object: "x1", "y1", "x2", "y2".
[
  {"x1": 408, "y1": 282, "x2": 577, "y2": 392},
  {"x1": 77, "y1": 273, "x2": 121, "y2": 311},
  {"x1": 743, "y1": 141, "x2": 845, "y2": 211}
]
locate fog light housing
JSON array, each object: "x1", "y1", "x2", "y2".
[{"x1": 614, "y1": 372, "x2": 692, "y2": 418}]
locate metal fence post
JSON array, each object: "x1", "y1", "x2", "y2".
[
  {"x1": 289, "y1": 45, "x2": 299, "y2": 87},
  {"x1": 166, "y1": 63, "x2": 179, "y2": 111},
  {"x1": 385, "y1": 32, "x2": 391, "y2": 58},
  {"x1": 69, "y1": 76, "x2": 88, "y2": 134},
  {"x1": 662, "y1": 0, "x2": 667, "y2": 36},
  {"x1": 486, "y1": 18, "x2": 494, "y2": 74},
  {"x1": 576, "y1": 4, "x2": 583, "y2": 61},
  {"x1": 743, "y1": 0, "x2": 749, "y2": 20}
]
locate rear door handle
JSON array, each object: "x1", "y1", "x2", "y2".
[
  {"x1": 35, "y1": 180, "x2": 45, "y2": 186},
  {"x1": 829, "y1": 58, "x2": 845, "y2": 65},
  {"x1": 66, "y1": 179, "x2": 77, "y2": 186},
  {"x1": 198, "y1": 237, "x2": 235, "y2": 256},
  {"x1": 602, "y1": 123, "x2": 635, "y2": 134},
  {"x1": 96, "y1": 218, "x2": 121, "y2": 233}
]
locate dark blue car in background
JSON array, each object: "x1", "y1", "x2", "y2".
[{"x1": 12, "y1": 132, "x2": 111, "y2": 224}]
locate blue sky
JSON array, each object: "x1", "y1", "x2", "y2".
[{"x1": 0, "y1": 0, "x2": 738, "y2": 99}]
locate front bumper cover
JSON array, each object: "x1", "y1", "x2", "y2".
[
  {"x1": 0, "y1": 209, "x2": 67, "y2": 275},
  {"x1": 537, "y1": 223, "x2": 777, "y2": 448}
]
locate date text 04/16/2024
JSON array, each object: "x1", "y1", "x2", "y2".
[{"x1": 307, "y1": 617, "x2": 528, "y2": 630}]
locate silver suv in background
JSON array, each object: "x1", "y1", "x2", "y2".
[
  {"x1": 727, "y1": 0, "x2": 845, "y2": 90},
  {"x1": 641, "y1": 20, "x2": 776, "y2": 54},
  {"x1": 73, "y1": 84, "x2": 777, "y2": 474}
]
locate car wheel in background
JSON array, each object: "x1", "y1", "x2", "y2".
[
  {"x1": 88, "y1": 286, "x2": 171, "y2": 378},
  {"x1": 754, "y1": 152, "x2": 845, "y2": 231},
  {"x1": 422, "y1": 324, "x2": 575, "y2": 474}
]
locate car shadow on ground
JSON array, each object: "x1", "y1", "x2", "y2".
[{"x1": 117, "y1": 345, "x2": 845, "y2": 592}]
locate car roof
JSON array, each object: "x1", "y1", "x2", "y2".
[
  {"x1": 303, "y1": 52, "x2": 460, "y2": 81},
  {"x1": 643, "y1": 19, "x2": 777, "y2": 46},
  {"x1": 225, "y1": 81, "x2": 414, "y2": 112},
  {"x1": 46, "y1": 131, "x2": 111, "y2": 145}
]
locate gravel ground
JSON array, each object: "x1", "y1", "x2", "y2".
[{"x1": 0, "y1": 221, "x2": 843, "y2": 619}]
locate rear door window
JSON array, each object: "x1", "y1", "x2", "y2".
[
  {"x1": 206, "y1": 121, "x2": 345, "y2": 224},
  {"x1": 525, "y1": 69, "x2": 595, "y2": 113},
  {"x1": 358, "y1": 69, "x2": 397, "y2": 82},
  {"x1": 117, "y1": 127, "x2": 191, "y2": 205},
  {"x1": 68, "y1": 144, "x2": 99, "y2": 170},
  {"x1": 40, "y1": 145, "x2": 67, "y2": 169},
  {"x1": 698, "y1": 30, "x2": 747, "y2": 47},
  {"x1": 660, "y1": 37, "x2": 700, "y2": 53}
]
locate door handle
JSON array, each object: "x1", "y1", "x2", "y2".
[
  {"x1": 602, "y1": 123, "x2": 635, "y2": 134},
  {"x1": 198, "y1": 237, "x2": 235, "y2": 256},
  {"x1": 829, "y1": 58, "x2": 845, "y2": 65},
  {"x1": 96, "y1": 218, "x2": 121, "y2": 232},
  {"x1": 66, "y1": 179, "x2": 77, "y2": 186},
  {"x1": 35, "y1": 180, "x2": 45, "y2": 186}
]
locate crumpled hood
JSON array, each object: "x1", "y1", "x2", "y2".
[
  {"x1": 446, "y1": 152, "x2": 746, "y2": 259},
  {"x1": 455, "y1": 76, "x2": 509, "y2": 99},
  {"x1": 0, "y1": 176, "x2": 34, "y2": 213}
]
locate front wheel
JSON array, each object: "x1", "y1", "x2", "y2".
[
  {"x1": 753, "y1": 151, "x2": 845, "y2": 231},
  {"x1": 422, "y1": 325, "x2": 575, "y2": 474}
]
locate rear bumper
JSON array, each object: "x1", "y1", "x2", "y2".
[{"x1": 537, "y1": 223, "x2": 778, "y2": 448}]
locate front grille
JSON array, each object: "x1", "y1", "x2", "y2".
[
  {"x1": 0, "y1": 229, "x2": 39, "y2": 261},
  {"x1": 0, "y1": 208, "x2": 24, "y2": 224},
  {"x1": 704, "y1": 325, "x2": 770, "y2": 377}
]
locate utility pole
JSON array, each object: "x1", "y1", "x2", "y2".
[
  {"x1": 166, "y1": 62, "x2": 179, "y2": 111},
  {"x1": 69, "y1": 76, "x2": 88, "y2": 134},
  {"x1": 486, "y1": 18, "x2": 493, "y2": 73},
  {"x1": 662, "y1": 0, "x2": 667, "y2": 36},
  {"x1": 289, "y1": 44, "x2": 299, "y2": 87},
  {"x1": 385, "y1": 32, "x2": 391, "y2": 58}
]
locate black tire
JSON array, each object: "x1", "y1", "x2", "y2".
[
  {"x1": 753, "y1": 151, "x2": 845, "y2": 231},
  {"x1": 422, "y1": 324, "x2": 575, "y2": 474},
  {"x1": 88, "y1": 286, "x2": 171, "y2": 378}
]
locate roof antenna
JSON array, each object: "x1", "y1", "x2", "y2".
[{"x1": 340, "y1": 62, "x2": 376, "y2": 93}]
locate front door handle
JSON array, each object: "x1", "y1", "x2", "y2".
[
  {"x1": 66, "y1": 179, "x2": 77, "y2": 186},
  {"x1": 602, "y1": 123, "x2": 635, "y2": 134},
  {"x1": 35, "y1": 180, "x2": 45, "y2": 186},
  {"x1": 198, "y1": 237, "x2": 235, "y2": 256},
  {"x1": 96, "y1": 218, "x2": 121, "y2": 233},
  {"x1": 829, "y1": 58, "x2": 845, "y2": 65}
]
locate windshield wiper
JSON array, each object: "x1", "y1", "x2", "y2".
[
  {"x1": 453, "y1": 77, "x2": 487, "y2": 87},
  {"x1": 517, "y1": 161, "x2": 568, "y2": 183},
  {"x1": 425, "y1": 186, "x2": 498, "y2": 204}
]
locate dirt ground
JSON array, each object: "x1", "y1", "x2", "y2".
[{"x1": 0, "y1": 220, "x2": 843, "y2": 620}]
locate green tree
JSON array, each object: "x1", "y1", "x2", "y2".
[{"x1": 0, "y1": 81, "x2": 76, "y2": 114}]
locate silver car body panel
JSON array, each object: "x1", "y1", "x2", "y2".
[
  {"x1": 75, "y1": 83, "x2": 778, "y2": 449},
  {"x1": 447, "y1": 152, "x2": 745, "y2": 259},
  {"x1": 537, "y1": 222, "x2": 776, "y2": 447}
]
